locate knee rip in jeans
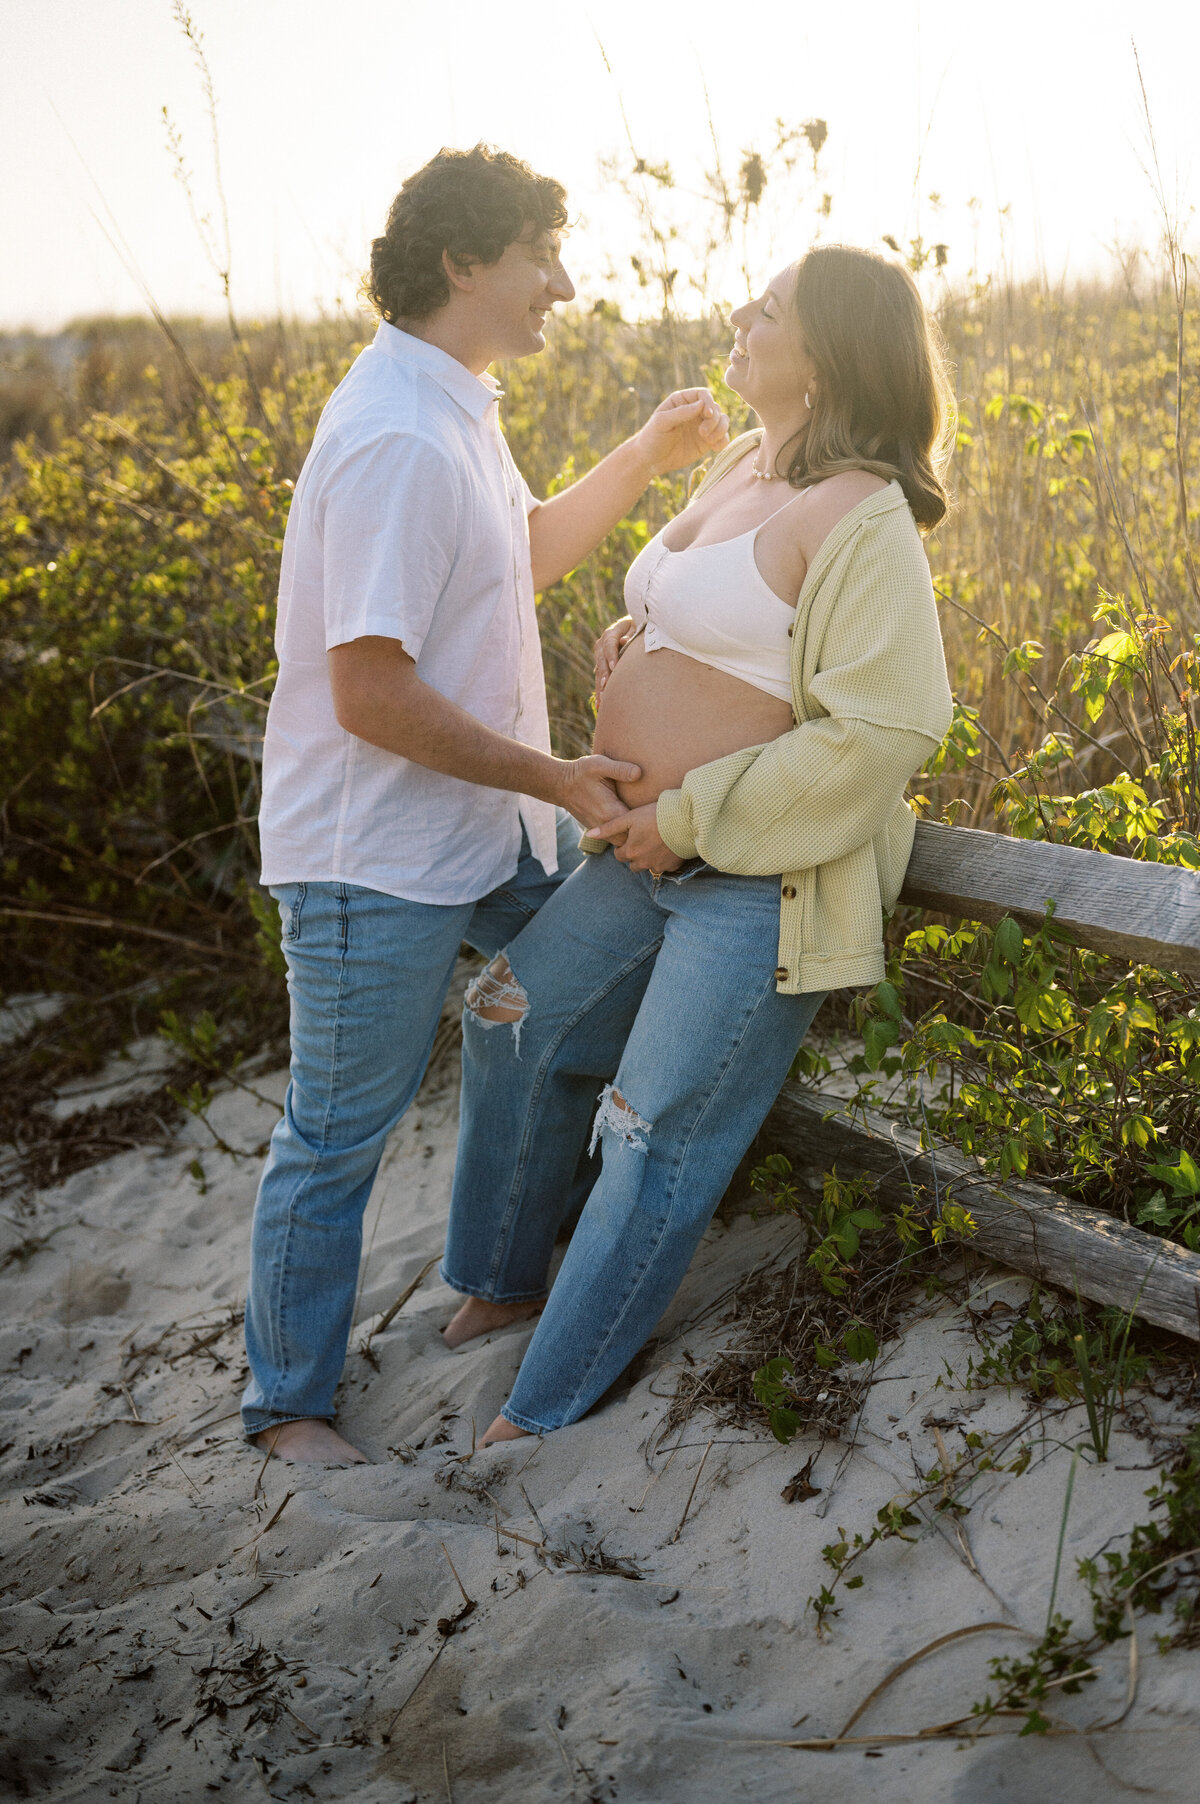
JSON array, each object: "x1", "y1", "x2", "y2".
[
  {"x1": 589, "y1": 1082, "x2": 653, "y2": 1156},
  {"x1": 465, "y1": 953, "x2": 529, "y2": 1056}
]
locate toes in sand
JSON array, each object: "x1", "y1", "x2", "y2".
[
  {"x1": 442, "y1": 1296, "x2": 543, "y2": 1349},
  {"x1": 252, "y1": 1418, "x2": 370, "y2": 1465}
]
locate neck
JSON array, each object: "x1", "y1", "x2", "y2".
[
  {"x1": 754, "y1": 413, "x2": 809, "y2": 477},
  {"x1": 397, "y1": 309, "x2": 494, "y2": 378}
]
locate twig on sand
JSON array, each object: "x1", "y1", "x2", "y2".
[
  {"x1": 548, "y1": 1718, "x2": 578, "y2": 1796},
  {"x1": 436, "y1": 1543, "x2": 477, "y2": 1638},
  {"x1": 165, "y1": 1446, "x2": 204, "y2": 1497},
  {"x1": 631, "y1": 1442, "x2": 680, "y2": 1513},
  {"x1": 363, "y1": 1255, "x2": 440, "y2": 1349},
  {"x1": 442, "y1": 1739, "x2": 454, "y2": 1804},
  {"x1": 519, "y1": 1483, "x2": 550, "y2": 1542},
  {"x1": 260, "y1": 1489, "x2": 293, "y2": 1536},
  {"x1": 439, "y1": 1542, "x2": 475, "y2": 1611},
  {"x1": 930, "y1": 1422, "x2": 984, "y2": 1581},
  {"x1": 511, "y1": 1439, "x2": 544, "y2": 1481},
  {"x1": 782, "y1": 1621, "x2": 1028, "y2": 1750},
  {"x1": 496, "y1": 1525, "x2": 548, "y2": 1554},
  {"x1": 252, "y1": 1427, "x2": 281, "y2": 1502},
  {"x1": 670, "y1": 1439, "x2": 713, "y2": 1544},
  {"x1": 381, "y1": 1642, "x2": 447, "y2": 1741}
]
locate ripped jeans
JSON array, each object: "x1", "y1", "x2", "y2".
[
  {"x1": 441, "y1": 848, "x2": 827, "y2": 1434},
  {"x1": 240, "y1": 813, "x2": 582, "y2": 1438}
]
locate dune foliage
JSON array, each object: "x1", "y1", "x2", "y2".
[{"x1": 1, "y1": 206, "x2": 1198, "y2": 1241}]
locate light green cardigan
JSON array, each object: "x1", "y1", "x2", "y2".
[{"x1": 591, "y1": 435, "x2": 954, "y2": 995}]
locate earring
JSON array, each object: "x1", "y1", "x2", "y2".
[{"x1": 804, "y1": 390, "x2": 813, "y2": 410}]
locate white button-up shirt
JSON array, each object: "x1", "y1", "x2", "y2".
[{"x1": 258, "y1": 322, "x2": 558, "y2": 904}]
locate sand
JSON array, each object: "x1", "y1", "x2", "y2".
[{"x1": 2, "y1": 1024, "x2": 1200, "y2": 1803}]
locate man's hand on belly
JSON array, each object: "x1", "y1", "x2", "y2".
[
  {"x1": 589, "y1": 803, "x2": 685, "y2": 874},
  {"x1": 557, "y1": 757, "x2": 644, "y2": 832}
]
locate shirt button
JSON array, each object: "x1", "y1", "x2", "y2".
[
  {"x1": 787, "y1": 624, "x2": 794, "y2": 637},
  {"x1": 781, "y1": 885, "x2": 797, "y2": 899},
  {"x1": 774, "y1": 966, "x2": 789, "y2": 980}
]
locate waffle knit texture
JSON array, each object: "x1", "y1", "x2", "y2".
[{"x1": 589, "y1": 434, "x2": 954, "y2": 994}]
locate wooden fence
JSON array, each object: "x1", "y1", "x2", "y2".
[{"x1": 763, "y1": 821, "x2": 1200, "y2": 1340}]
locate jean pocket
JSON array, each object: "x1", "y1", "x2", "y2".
[
  {"x1": 272, "y1": 882, "x2": 306, "y2": 944},
  {"x1": 665, "y1": 858, "x2": 709, "y2": 885}
]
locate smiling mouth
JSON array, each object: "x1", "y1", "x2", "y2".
[{"x1": 729, "y1": 342, "x2": 748, "y2": 361}]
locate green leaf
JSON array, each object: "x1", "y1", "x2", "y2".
[
  {"x1": 863, "y1": 1017, "x2": 900, "y2": 1069},
  {"x1": 874, "y1": 980, "x2": 904, "y2": 1022},
  {"x1": 993, "y1": 917, "x2": 1025, "y2": 967},
  {"x1": 843, "y1": 1324, "x2": 879, "y2": 1364}
]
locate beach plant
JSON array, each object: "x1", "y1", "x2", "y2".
[
  {"x1": 734, "y1": 1154, "x2": 977, "y2": 1446},
  {"x1": 970, "y1": 1426, "x2": 1200, "y2": 1732},
  {"x1": 866, "y1": 905, "x2": 1200, "y2": 1246},
  {"x1": 961, "y1": 1286, "x2": 1151, "y2": 1441}
]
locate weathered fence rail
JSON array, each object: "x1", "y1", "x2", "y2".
[{"x1": 763, "y1": 821, "x2": 1200, "y2": 1339}]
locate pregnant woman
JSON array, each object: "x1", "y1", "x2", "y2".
[{"x1": 441, "y1": 244, "x2": 956, "y2": 1441}]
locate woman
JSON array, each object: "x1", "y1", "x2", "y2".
[{"x1": 440, "y1": 244, "x2": 955, "y2": 1442}]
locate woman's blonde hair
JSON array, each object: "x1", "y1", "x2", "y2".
[{"x1": 773, "y1": 244, "x2": 955, "y2": 531}]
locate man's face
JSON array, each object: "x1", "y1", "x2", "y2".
[{"x1": 468, "y1": 226, "x2": 575, "y2": 359}]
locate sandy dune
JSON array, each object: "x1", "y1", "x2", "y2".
[{"x1": 2, "y1": 1047, "x2": 1199, "y2": 1803}]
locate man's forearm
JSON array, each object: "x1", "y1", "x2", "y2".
[
  {"x1": 335, "y1": 653, "x2": 562, "y2": 801},
  {"x1": 528, "y1": 436, "x2": 655, "y2": 589},
  {"x1": 328, "y1": 637, "x2": 640, "y2": 829}
]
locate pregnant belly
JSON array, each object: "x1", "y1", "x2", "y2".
[{"x1": 592, "y1": 635, "x2": 795, "y2": 809}]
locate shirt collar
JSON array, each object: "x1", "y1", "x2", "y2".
[{"x1": 372, "y1": 321, "x2": 502, "y2": 421}]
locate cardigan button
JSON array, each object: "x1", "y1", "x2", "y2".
[
  {"x1": 781, "y1": 885, "x2": 797, "y2": 899},
  {"x1": 774, "y1": 966, "x2": 789, "y2": 981},
  {"x1": 787, "y1": 623, "x2": 794, "y2": 637}
]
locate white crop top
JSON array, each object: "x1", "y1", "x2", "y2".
[{"x1": 622, "y1": 497, "x2": 806, "y2": 705}]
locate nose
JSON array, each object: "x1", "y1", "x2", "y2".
[
  {"x1": 730, "y1": 299, "x2": 751, "y2": 330},
  {"x1": 549, "y1": 260, "x2": 575, "y2": 303}
]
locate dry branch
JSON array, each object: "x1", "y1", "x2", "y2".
[
  {"x1": 900, "y1": 821, "x2": 1200, "y2": 978},
  {"x1": 765, "y1": 1084, "x2": 1200, "y2": 1341}
]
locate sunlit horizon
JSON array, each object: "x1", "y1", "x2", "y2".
[{"x1": 2, "y1": 0, "x2": 1195, "y2": 334}]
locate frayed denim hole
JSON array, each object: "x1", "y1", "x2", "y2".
[
  {"x1": 588, "y1": 1082, "x2": 653, "y2": 1157},
  {"x1": 465, "y1": 952, "x2": 530, "y2": 1059}
]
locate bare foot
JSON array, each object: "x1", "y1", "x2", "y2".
[
  {"x1": 478, "y1": 1412, "x2": 532, "y2": 1447},
  {"x1": 251, "y1": 1419, "x2": 369, "y2": 1465},
  {"x1": 442, "y1": 1296, "x2": 543, "y2": 1350}
]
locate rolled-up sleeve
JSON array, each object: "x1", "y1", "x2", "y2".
[
  {"x1": 656, "y1": 718, "x2": 938, "y2": 870},
  {"x1": 315, "y1": 433, "x2": 460, "y2": 660}
]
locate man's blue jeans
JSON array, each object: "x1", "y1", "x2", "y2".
[
  {"x1": 442, "y1": 849, "x2": 827, "y2": 1434},
  {"x1": 241, "y1": 814, "x2": 582, "y2": 1437}
]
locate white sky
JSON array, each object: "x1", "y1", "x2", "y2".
[{"x1": 1, "y1": 0, "x2": 1195, "y2": 330}]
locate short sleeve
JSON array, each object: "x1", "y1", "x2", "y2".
[
  {"x1": 314, "y1": 433, "x2": 460, "y2": 660},
  {"x1": 521, "y1": 472, "x2": 541, "y2": 515}
]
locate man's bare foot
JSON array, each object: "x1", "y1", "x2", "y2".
[
  {"x1": 442, "y1": 1296, "x2": 543, "y2": 1350},
  {"x1": 251, "y1": 1418, "x2": 369, "y2": 1465},
  {"x1": 478, "y1": 1412, "x2": 532, "y2": 1447}
]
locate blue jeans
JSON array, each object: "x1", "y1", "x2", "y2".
[
  {"x1": 442, "y1": 849, "x2": 827, "y2": 1433},
  {"x1": 241, "y1": 814, "x2": 582, "y2": 1437}
]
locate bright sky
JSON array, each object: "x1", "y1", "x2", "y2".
[{"x1": 1, "y1": 0, "x2": 1194, "y2": 330}]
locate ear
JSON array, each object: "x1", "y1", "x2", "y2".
[{"x1": 441, "y1": 247, "x2": 476, "y2": 295}]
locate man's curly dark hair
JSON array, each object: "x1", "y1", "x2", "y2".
[{"x1": 366, "y1": 143, "x2": 568, "y2": 324}]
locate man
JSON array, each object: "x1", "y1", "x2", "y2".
[{"x1": 246, "y1": 143, "x2": 727, "y2": 1463}]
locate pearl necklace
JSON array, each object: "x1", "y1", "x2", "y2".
[{"x1": 750, "y1": 458, "x2": 776, "y2": 482}]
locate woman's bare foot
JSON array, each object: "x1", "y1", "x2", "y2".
[
  {"x1": 442, "y1": 1296, "x2": 543, "y2": 1350},
  {"x1": 478, "y1": 1412, "x2": 532, "y2": 1446},
  {"x1": 251, "y1": 1419, "x2": 369, "y2": 1465}
]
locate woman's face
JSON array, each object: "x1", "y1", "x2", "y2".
[{"x1": 726, "y1": 265, "x2": 817, "y2": 421}]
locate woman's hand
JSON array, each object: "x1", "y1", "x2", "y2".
[
  {"x1": 589, "y1": 803, "x2": 685, "y2": 874},
  {"x1": 593, "y1": 615, "x2": 636, "y2": 696},
  {"x1": 635, "y1": 388, "x2": 729, "y2": 477}
]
